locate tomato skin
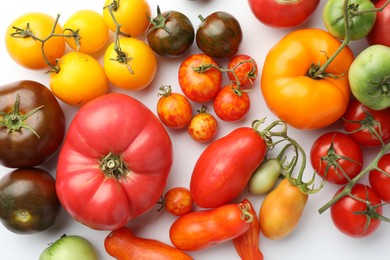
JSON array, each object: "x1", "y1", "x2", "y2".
[
  {"x1": 55, "y1": 93, "x2": 173, "y2": 230},
  {"x1": 105, "y1": 226, "x2": 193, "y2": 260},
  {"x1": 331, "y1": 183, "x2": 382, "y2": 237},
  {"x1": 190, "y1": 127, "x2": 267, "y2": 208},
  {"x1": 367, "y1": 0, "x2": 390, "y2": 47},
  {"x1": 227, "y1": 54, "x2": 259, "y2": 88},
  {"x1": 187, "y1": 107, "x2": 218, "y2": 143},
  {"x1": 162, "y1": 187, "x2": 193, "y2": 216},
  {"x1": 0, "y1": 80, "x2": 65, "y2": 168},
  {"x1": 248, "y1": 0, "x2": 320, "y2": 28},
  {"x1": 169, "y1": 203, "x2": 252, "y2": 251},
  {"x1": 369, "y1": 153, "x2": 390, "y2": 203},
  {"x1": 178, "y1": 53, "x2": 222, "y2": 103},
  {"x1": 261, "y1": 28, "x2": 354, "y2": 130},
  {"x1": 310, "y1": 132, "x2": 363, "y2": 184},
  {"x1": 259, "y1": 178, "x2": 308, "y2": 240}
]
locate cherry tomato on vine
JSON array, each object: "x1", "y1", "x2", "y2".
[
  {"x1": 366, "y1": 0, "x2": 390, "y2": 47},
  {"x1": 213, "y1": 85, "x2": 250, "y2": 122},
  {"x1": 369, "y1": 153, "x2": 390, "y2": 203},
  {"x1": 188, "y1": 106, "x2": 218, "y2": 143},
  {"x1": 160, "y1": 187, "x2": 193, "y2": 216},
  {"x1": 227, "y1": 54, "x2": 258, "y2": 88}
]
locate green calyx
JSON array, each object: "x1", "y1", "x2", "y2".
[
  {"x1": 149, "y1": 5, "x2": 171, "y2": 35},
  {"x1": 99, "y1": 152, "x2": 129, "y2": 178}
]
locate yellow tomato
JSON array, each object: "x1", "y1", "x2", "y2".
[
  {"x1": 5, "y1": 12, "x2": 65, "y2": 70},
  {"x1": 63, "y1": 9, "x2": 109, "y2": 54},
  {"x1": 50, "y1": 52, "x2": 109, "y2": 106},
  {"x1": 104, "y1": 37, "x2": 157, "y2": 90},
  {"x1": 103, "y1": 0, "x2": 151, "y2": 37}
]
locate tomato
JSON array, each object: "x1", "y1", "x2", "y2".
[
  {"x1": 160, "y1": 187, "x2": 193, "y2": 216},
  {"x1": 63, "y1": 9, "x2": 109, "y2": 54},
  {"x1": 343, "y1": 98, "x2": 390, "y2": 147},
  {"x1": 369, "y1": 153, "x2": 390, "y2": 203},
  {"x1": 310, "y1": 132, "x2": 363, "y2": 185},
  {"x1": 323, "y1": 0, "x2": 376, "y2": 41},
  {"x1": 227, "y1": 54, "x2": 259, "y2": 88},
  {"x1": 348, "y1": 44, "x2": 390, "y2": 110},
  {"x1": 187, "y1": 106, "x2": 218, "y2": 143},
  {"x1": 261, "y1": 28, "x2": 354, "y2": 130},
  {"x1": 259, "y1": 178, "x2": 308, "y2": 240},
  {"x1": 104, "y1": 37, "x2": 158, "y2": 90},
  {"x1": 103, "y1": 0, "x2": 151, "y2": 37},
  {"x1": 367, "y1": 0, "x2": 390, "y2": 47},
  {"x1": 5, "y1": 12, "x2": 65, "y2": 70},
  {"x1": 0, "y1": 168, "x2": 60, "y2": 234},
  {"x1": 169, "y1": 202, "x2": 253, "y2": 251},
  {"x1": 190, "y1": 126, "x2": 267, "y2": 208},
  {"x1": 248, "y1": 158, "x2": 282, "y2": 195},
  {"x1": 55, "y1": 93, "x2": 173, "y2": 230},
  {"x1": 50, "y1": 51, "x2": 109, "y2": 107},
  {"x1": 0, "y1": 80, "x2": 65, "y2": 168},
  {"x1": 248, "y1": 0, "x2": 320, "y2": 28},
  {"x1": 213, "y1": 84, "x2": 251, "y2": 122},
  {"x1": 156, "y1": 85, "x2": 193, "y2": 129},
  {"x1": 105, "y1": 226, "x2": 193, "y2": 260},
  {"x1": 330, "y1": 183, "x2": 383, "y2": 237},
  {"x1": 147, "y1": 6, "x2": 194, "y2": 57},
  {"x1": 178, "y1": 53, "x2": 222, "y2": 103}
]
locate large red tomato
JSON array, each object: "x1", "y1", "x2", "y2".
[{"x1": 55, "y1": 93, "x2": 173, "y2": 230}]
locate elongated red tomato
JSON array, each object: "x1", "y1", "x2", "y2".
[{"x1": 190, "y1": 126, "x2": 267, "y2": 208}]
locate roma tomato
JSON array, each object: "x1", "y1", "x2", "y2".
[
  {"x1": 187, "y1": 106, "x2": 218, "y2": 143},
  {"x1": 261, "y1": 28, "x2": 354, "y2": 129},
  {"x1": 169, "y1": 202, "x2": 253, "y2": 251},
  {"x1": 248, "y1": 0, "x2": 320, "y2": 28},
  {"x1": 178, "y1": 53, "x2": 222, "y2": 103},
  {"x1": 160, "y1": 187, "x2": 193, "y2": 216},
  {"x1": 259, "y1": 178, "x2": 308, "y2": 240},
  {"x1": 55, "y1": 93, "x2": 173, "y2": 230},
  {"x1": 196, "y1": 11, "x2": 242, "y2": 58},
  {"x1": 331, "y1": 183, "x2": 383, "y2": 237},
  {"x1": 227, "y1": 54, "x2": 259, "y2": 88},
  {"x1": 0, "y1": 80, "x2": 65, "y2": 168},
  {"x1": 343, "y1": 98, "x2": 390, "y2": 147},
  {"x1": 369, "y1": 153, "x2": 390, "y2": 203},
  {"x1": 190, "y1": 126, "x2": 267, "y2": 208},
  {"x1": 248, "y1": 158, "x2": 282, "y2": 195},
  {"x1": 367, "y1": 0, "x2": 390, "y2": 47}
]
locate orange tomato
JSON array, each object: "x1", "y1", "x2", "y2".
[{"x1": 261, "y1": 28, "x2": 354, "y2": 130}]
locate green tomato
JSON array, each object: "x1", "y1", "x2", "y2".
[
  {"x1": 248, "y1": 159, "x2": 282, "y2": 195},
  {"x1": 323, "y1": 0, "x2": 376, "y2": 41},
  {"x1": 39, "y1": 235, "x2": 99, "y2": 260},
  {"x1": 348, "y1": 44, "x2": 390, "y2": 110}
]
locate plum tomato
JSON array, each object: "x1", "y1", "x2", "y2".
[
  {"x1": 227, "y1": 54, "x2": 259, "y2": 88},
  {"x1": 369, "y1": 153, "x2": 390, "y2": 203},
  {"x1": 160, "y1": 187, "x2": 193, "y2": 216},
  {"x1": 188, "y1": 106, "x2": 218, "y2": 143},
  {"x1": 213, "y1": 85, "x2": 250, "y2": 122},
  {"x1": 366, "y1": 0, "x2": 390, "y2": 47}
]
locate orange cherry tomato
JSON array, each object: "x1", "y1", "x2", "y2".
[
  {"x1": 187, "y1": 106, "x2": 218, "y2": 143},
  {"x1": 161, "y1": 187, "x2": 193, "y2": 216}
]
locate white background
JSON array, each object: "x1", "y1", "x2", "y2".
[{"x1": 0, "y1": 0, "x2": 389, "y2": 259}]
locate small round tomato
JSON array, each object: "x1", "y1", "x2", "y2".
[
  {"x1": 178, "y1": 53, "x2": 222, "y2": 103},
  {"x1": 5, "y1": 12, "x2": 65, "y2": 70},
  {"x1": 366, "y1": 0, "x2": 390, "y2": 47},
  {"x1": 63, "y1": 9, "x2": 109, "y2": 54},
  {"x1": 369, "y1": 153, "x2": 390, "y2": 203},
  {"x1": 104, "y1": 37, "x2": 157, "y2": 90},
  {"x1": 160, "y1": 187, "x2": 193, "y2": 216},
  {"x1": 50, "y1": 51, "x2": 109, "y2": 106},
  {"x1": 310, "y1": 132, "x2": 363, "y2": 184},
  {"x1": 213, "y1": 85, "x2": 250, "y2": 122},
  {"x1": 188, "y1": 106, "x2": 218, "y2": 143},
  {"x1": 103, "y1": 0, "x2": 151, "y2": 37},
  {"x1": 331, "y1": 183, "x2": 383, "y2": 237},
  {"x1": 227, "y1": 54, "x2": 258, "y2": 88},
  {"x1": 343, "y1": 98, "x2": 390, "y2": 147},
  {"x1": 156, "y1": 85, "x2": 193, "y2": 129}
]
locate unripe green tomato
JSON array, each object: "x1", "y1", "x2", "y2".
[{"x1": 248, "y1": 159, "x2": 282, "y2": 195}]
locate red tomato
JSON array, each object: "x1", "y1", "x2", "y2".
[
  {"x1": 161, "y1": 187, "x2": 193, "y2": 216},
  {"x1": 55, "y1": 93, "x2": 173, "y2": 230},
  {"x1": 331, "y1": 183, "x2": 383, "y2": 237},
  {"x1": 213, "y1": 85, "x2": 251, "y2": 122},
  {"x1": 227, "y1": 54, "x2": 258, "y2": 88},
  {"x1": 187, "y1": 106, "x2": 218, "y2": 143},
  {"x1": 343, "y1": 98, "x2": 390, "y2": 147},
  {"x1": 190, "y1": 126, "x2": 267, "y2": 208},
  {"x1": 369, "y1": 153, "x2": 390, "y2": 203},
  {"x1": 366, "y1": 0, "x2": 390, "y2": 47},
  {"x1": 310, "y1": 132, "x2": 363, "y2": 184},
  {"x1": 178, "y1": 53, "x2": 222, "y2": 103},
  {"x1": 247, "y1": 0, "x2": 320, "y2": 28}
]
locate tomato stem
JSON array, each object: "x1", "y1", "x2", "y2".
[{"x1": 99, "y1": 152, "x2": 129, "y2": 178}]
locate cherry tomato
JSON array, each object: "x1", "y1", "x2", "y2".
[
  {"x1": 227, "y1": 54, "x2": 258, "y2": 88},
  {"x1": 369, "y1": 153, "x2": 390, "y2": 203},
  {"x1": 366, "y1": 0, "x2": 390, "y2": 47},
  {"x1": 213, "y1": 85, "x2": 250, "y2": 122},
  {"x1": 160, "y1": 187, "x2": 193, "y2": 216},
  {"x1": 331, "y1": 183, "x2": 383, "y2": 237},
  {"x1": 187, "y1": 106, "x2": 218, "y2": 143},
  {"x1": 310, "y1": 132, "x2": 363, "y2": 185}
]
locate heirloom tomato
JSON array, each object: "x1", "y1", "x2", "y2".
[
  {"x1": 261, "y1": 28, "x2": 354, "y2": 130},
  {"x1": 367, "y1": 0, "x2": 390, "y2": 47},
  {"x1": 227, "y1": 54, "x2": 258, "y2": 88},
  {"x1": 190, "y1": 126, "x2": 267, "y2": 208},
  {"x1": 160, "y1": 187, "x2": 193, "y2": 216},
  {"x1": 331, "y1": 183, "x2": 383, "y2": 237},
  {"x1": 5, "y1": 12, "x2": 65, "y2": 70},
  {"x1": 187, "y1": 106, "x2": 218, "y2": 143},
  {"x1": 0, "y1": 80, "x2": 65, "y2": 168},
  {"x1": 178, "y1": 53, "x2": 222, "y2": 103},
  {"x1": 55, "y1": 93, "x2": 173, "y2": 230},
  {"x1": 369, "y1": 153, "x2": 390, "y2": 203},
  {"x1": 248, "y1": 0, "x2": 320, "y2": 28}
]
